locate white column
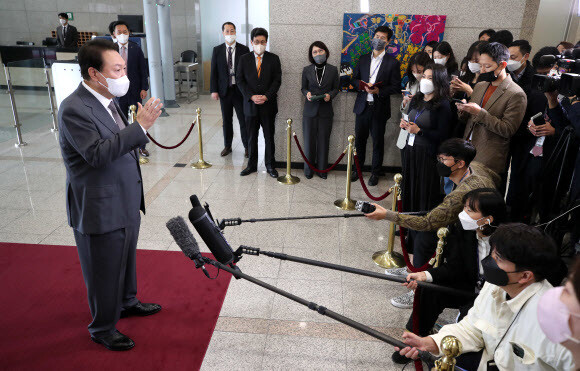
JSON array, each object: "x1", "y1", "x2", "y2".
[
  {"x1": 143, "y1": 0, "x2": 165, "y2": 106},
  {"x1": 157, "y1": 0, "x2": 178, "y2": 107}
]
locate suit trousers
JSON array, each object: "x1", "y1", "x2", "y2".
[
  {"x1": 302, "y1": 115, "x2": 333, "y2": 177},
  {"x1": 118, "y1": 94, "x2": 145, "y2": 150},
  {"x1": 354, "y1": 103, "x2": 388, "y2": 175},
  {"x1": 246, "y1": 106, "x2": 276, "y2": 170},
  {"x1": 220, "y1": 85, "x2": 248, "y2": 149},
  {"x1": 73, "y1": 224, "x2": 140, "y2": 338}
]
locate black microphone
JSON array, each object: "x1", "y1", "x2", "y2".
[
  {"x1": 166, "y1": 216, "x2": 210, "y2": 277},
  {"x1": 189, "y1": 206, "x2": 235, "y2": 265},
  {"x1": 190, "y1": 194, "x2": 201, "y2": 208},
  {"x1": 355, "y1": 201, "x2": 376, "y2": 214}
]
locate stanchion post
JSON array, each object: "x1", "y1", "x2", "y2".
[
  {"x1": 277, "y1": 118, "x2": 300, "y2": 185},
  {"x1": 4, "y1": 64, "x2": 26, "y2": 148},
  {"x1": 334, "y1": 135, "x2": 357, "y2": 210},
  {"x1": 191, "y1": 107, "x2": 212, "y2": 169},
  {"x1": 44, "y1": 67, "x2": 58, "y2": 132},
  {"x1": 372, "y1": 174, "x2": 404, "y2": 268},
  {"x1": 430, "y1": 227, "x2": 449, "y2": 268},
  {"x1": 130, "y1": 105, "x2": 149, "y2": 164},
  {"x1": 434, "y1": 336, "x2": 463, "y2": 371}
]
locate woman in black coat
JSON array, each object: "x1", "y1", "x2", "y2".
[
  {"x1": 399, "y1": 63, "x2": 452, "y2": 213},
  {"x1": 301, "y1": 41, "x2": 339, "y2": 179}
]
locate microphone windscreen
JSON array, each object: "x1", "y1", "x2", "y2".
[
  {"x1": 189, "y1": 207, "x2": 234, "y2": 265},
  {"x1": 166, "y1": 216, "x2": 201, "y2": 260},
  {"x1": 190, "y1": 195, "x2": 201, "y2": 208}
]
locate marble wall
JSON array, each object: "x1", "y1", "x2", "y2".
[
  {"x1": 0, "y1": 0, "x2": 198, "y2": 61},
  {"x1": 269, "y1": 0, "x2": 535, "y2": 168}
]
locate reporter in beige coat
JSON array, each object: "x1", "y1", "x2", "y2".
[{"x1": 456, "y1": 42, "x2": 526, "y2": 177}]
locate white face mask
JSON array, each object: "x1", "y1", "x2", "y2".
[
  {"x1": 97, "y1": 71, "x2": 130, "y2": 97},
  {"x1": 225, "y1": 34, "x2": 236, "y2": 44},
  {"x1": 59, "y1": 19, "x2": 67, "y2": 26},
  {"x1": 413, "y1": 73, "x2": 422, "y2": 81},
  {"x1": 434, "y1": 57, "x2": 447, "y2": 65},
  {"x1": 253, "y1": 44, "x2": 266, "y2": 55},
  {"x1": 458, "y1": 210, "x2": 488, "y2": 230},
  {"x1": 468, "y1": 61, "x2": 481, "y2": 73},
  {"x1": 507, "y1": 58, "x2": 524, "y2": 72},
  {"x1": 116, "y1": 34, "x2": 129, "y2": 45},
  {"x1": 419, "y1": 78, "x2": 434, "y2": 94}
]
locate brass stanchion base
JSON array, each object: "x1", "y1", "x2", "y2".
[
  {"x1": 277, "y1": 174, "x2": 300, "y2": 185},
  {"x1": 139, "y1": 157, "x2": 149, "y2": 164},
  {"x1": 372, "y1": 250, "x2": 405, "y2": 269},
  {"x1": 334, "y1": 197, "x2": 356, "y2": 210},
  {"x1": 191, "y1": 160, "x2": 212, "y2": 169}
]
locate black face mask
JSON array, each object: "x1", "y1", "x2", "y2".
[
  {"x1": 436, "y1": 160, "x2": 455, "y2": 177},
  {"x1": 479, "y1": 66, "x2": 501, "y2": 82},
  {"x1": 481, "y1": 255, "x2": 521, "y2": 286}
]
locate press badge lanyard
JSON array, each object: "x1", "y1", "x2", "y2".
[
  {"x1": 407, "y1": 108, "x2": 426, "y2": 146},
  {"x1": 315, "y1": 65, "x2": 326, "y2": 86},
  {"x1": 467, "y1": 84, "x2": 492, "y2": 141},
  {"x1": 369, "y1": 56, "x2": 383, "y2": 82},
  {"x1": 487, "y1": 296, "x2": 533, "y2": 371}
]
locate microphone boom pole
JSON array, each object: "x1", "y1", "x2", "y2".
[
  {"x1": 218, "y1": 213, "x2": 366, "y2": 229},
  {"x1": 202, "y1": 256, "x2": 438, "y2": 365},
  {"x1": 237, "y1": 246, "x2": 476, "y2": 298}
]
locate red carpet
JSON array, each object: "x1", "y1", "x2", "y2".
[{"x1": 0, "y1": 243, "x2": 231, "y2": 370}]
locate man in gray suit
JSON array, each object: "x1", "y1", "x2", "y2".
[
  {"x1": 58, "y1": 39, "x2": 163, "y2": 351},
  {"x1": 56, "y1": 12, "x2": 78, "y2": 48}
]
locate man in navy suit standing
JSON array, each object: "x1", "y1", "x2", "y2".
[
  {"x1": 351, "y1": 26, "x2": 401, "y2": 186},
  {"x1": 211, "y1": 22, "x2": 250, "y2": 158},
  {"x1": 58, "y1": 39, "x2": 162, "y2": 351},
  {"x1": 112, "y1": 20, "x2": 151, "y2": 157}
]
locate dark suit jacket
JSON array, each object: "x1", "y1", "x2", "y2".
[
  {"x1": 118, "y1": 41, "x2": 149, "y2": 104},
  {"x1": 56, "y1": 24, "x2": 79, "y2": 48},
  {"x1": 351, "y1": 52, "x2": 401, "y2": 119},
  {"x1": 210, "y1": 42, "x2": 250, "y2": 97},
  {"x1": 58, "y1": 83, "x2": 149, "y2": 235},
  {"x1": 236, "y1": 51, "x2": 282, "y2": 117},
  {"x1": 301, "y1": 63, "x2": 339, "y2": 118}
]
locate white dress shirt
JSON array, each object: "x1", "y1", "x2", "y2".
[
  {"x1": 225, "y1": 42, "x2": 236, "y2": 85},
  {"x1": 82, "y1": 81, "x2": 146, "y2": 133},
  {"x1": 367, "y1": 50, "x2": 385, "y2": 102},
  {"x1": 430, "y1": 280, "x2": 574, "y2": 371}
]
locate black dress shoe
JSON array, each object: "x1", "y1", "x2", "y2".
[
  {"x1": 350, "y1": 170, "x2": 358, "y2": 182},
  {"x1": 267, "y1": 168, "x2": 279, "y2": 178},
  {"x1": 368, "y1": 174, "x2": 379, "y2": 186},
  {"x1": 120, "y1": 302, "x2": 162, "y2": 318},
  {"x1": 391, "y1": 350, "x2": 411, "y2": 364},
  {"x1": 220, "y1": 146, "x2": 232, "y2": 157},
  {"x1": 240, "y1": 167, "x2": 257, "y2": 176},
  {"x1": 318, "y1": 172, "x2": 327, "y2": 180},
  {"x1": 305, "y1": 173, "x2": 313, "y2": 179},
  {"x1": 91, "y1": 330, "x2": 134, "y2": 351}
]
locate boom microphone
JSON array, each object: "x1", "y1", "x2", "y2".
[
  {"x1": 166, "y1": 216, "x2": 210, "y2": 277},
  {"x1": 190, "y1": 194, "x2": 201, "y2": 208},
  {"x1": 189, "y1": 206, "x2": 235, "y2": 265}
]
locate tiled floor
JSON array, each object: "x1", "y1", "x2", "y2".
[{"x1": 0, "y1": 92, "x2": 457, "y2": 370}]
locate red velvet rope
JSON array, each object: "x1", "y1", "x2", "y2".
[
  {"x1": 352, "y1": 154, "x2": 392, "y2": 201},
  {"x1": 293, "y1": 134, "x2": 346, "y2": 173},
  {"x1": 397, "y1": 199, "x2": 436, "y2": 273},
  {"x1": 146, "y1": 121, "x2": 196, "y2": 150}
]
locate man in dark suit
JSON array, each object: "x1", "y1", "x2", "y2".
[
  {"x1": 112, "y1": 20, "x2": 150, "y2": 157},
  {"x1": 211, "y1": 22, "x2": 250, "y2": 158},
  {"x1": 236, "y1": 27, "x2": 282, "y2": 177},
  {"x1": 58, "y1": 39, "x2": 162, "y2": 351},
  {"x1": 56, "y1": 12, "x2": 79, "y2": 48},
  {"x1": 351, "y1": 25, "x2": 402, "y2": 186}
]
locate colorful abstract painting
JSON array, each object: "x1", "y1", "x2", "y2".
[{"x1": 340, "y1": 13, "x2": 447, "y2": 91}]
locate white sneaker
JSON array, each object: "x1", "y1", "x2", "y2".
[
  {"x1": 384, "y1": 267, "x2": 409, "y2": 277},
  {"x1": 391, "y1": 291, "x2": 414, "y2": 309}
]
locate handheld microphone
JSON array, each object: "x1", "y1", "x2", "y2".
[
  {"x1": 189, "y1": 206, "x2": 235, "y2": 265},
  {"x1": 190, "y1": 194, "x2": 201, "y2": 208},
  {"x1": 166, "y1": 216, "x2": 210, "y2": 277},
  {"x1": 355, "y1": 201, "x2": 376, "y2": 214}
]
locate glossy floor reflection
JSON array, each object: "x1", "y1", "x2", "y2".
[{"x1": 0, "y1": 94, "x2": 457, "y2": 370}]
